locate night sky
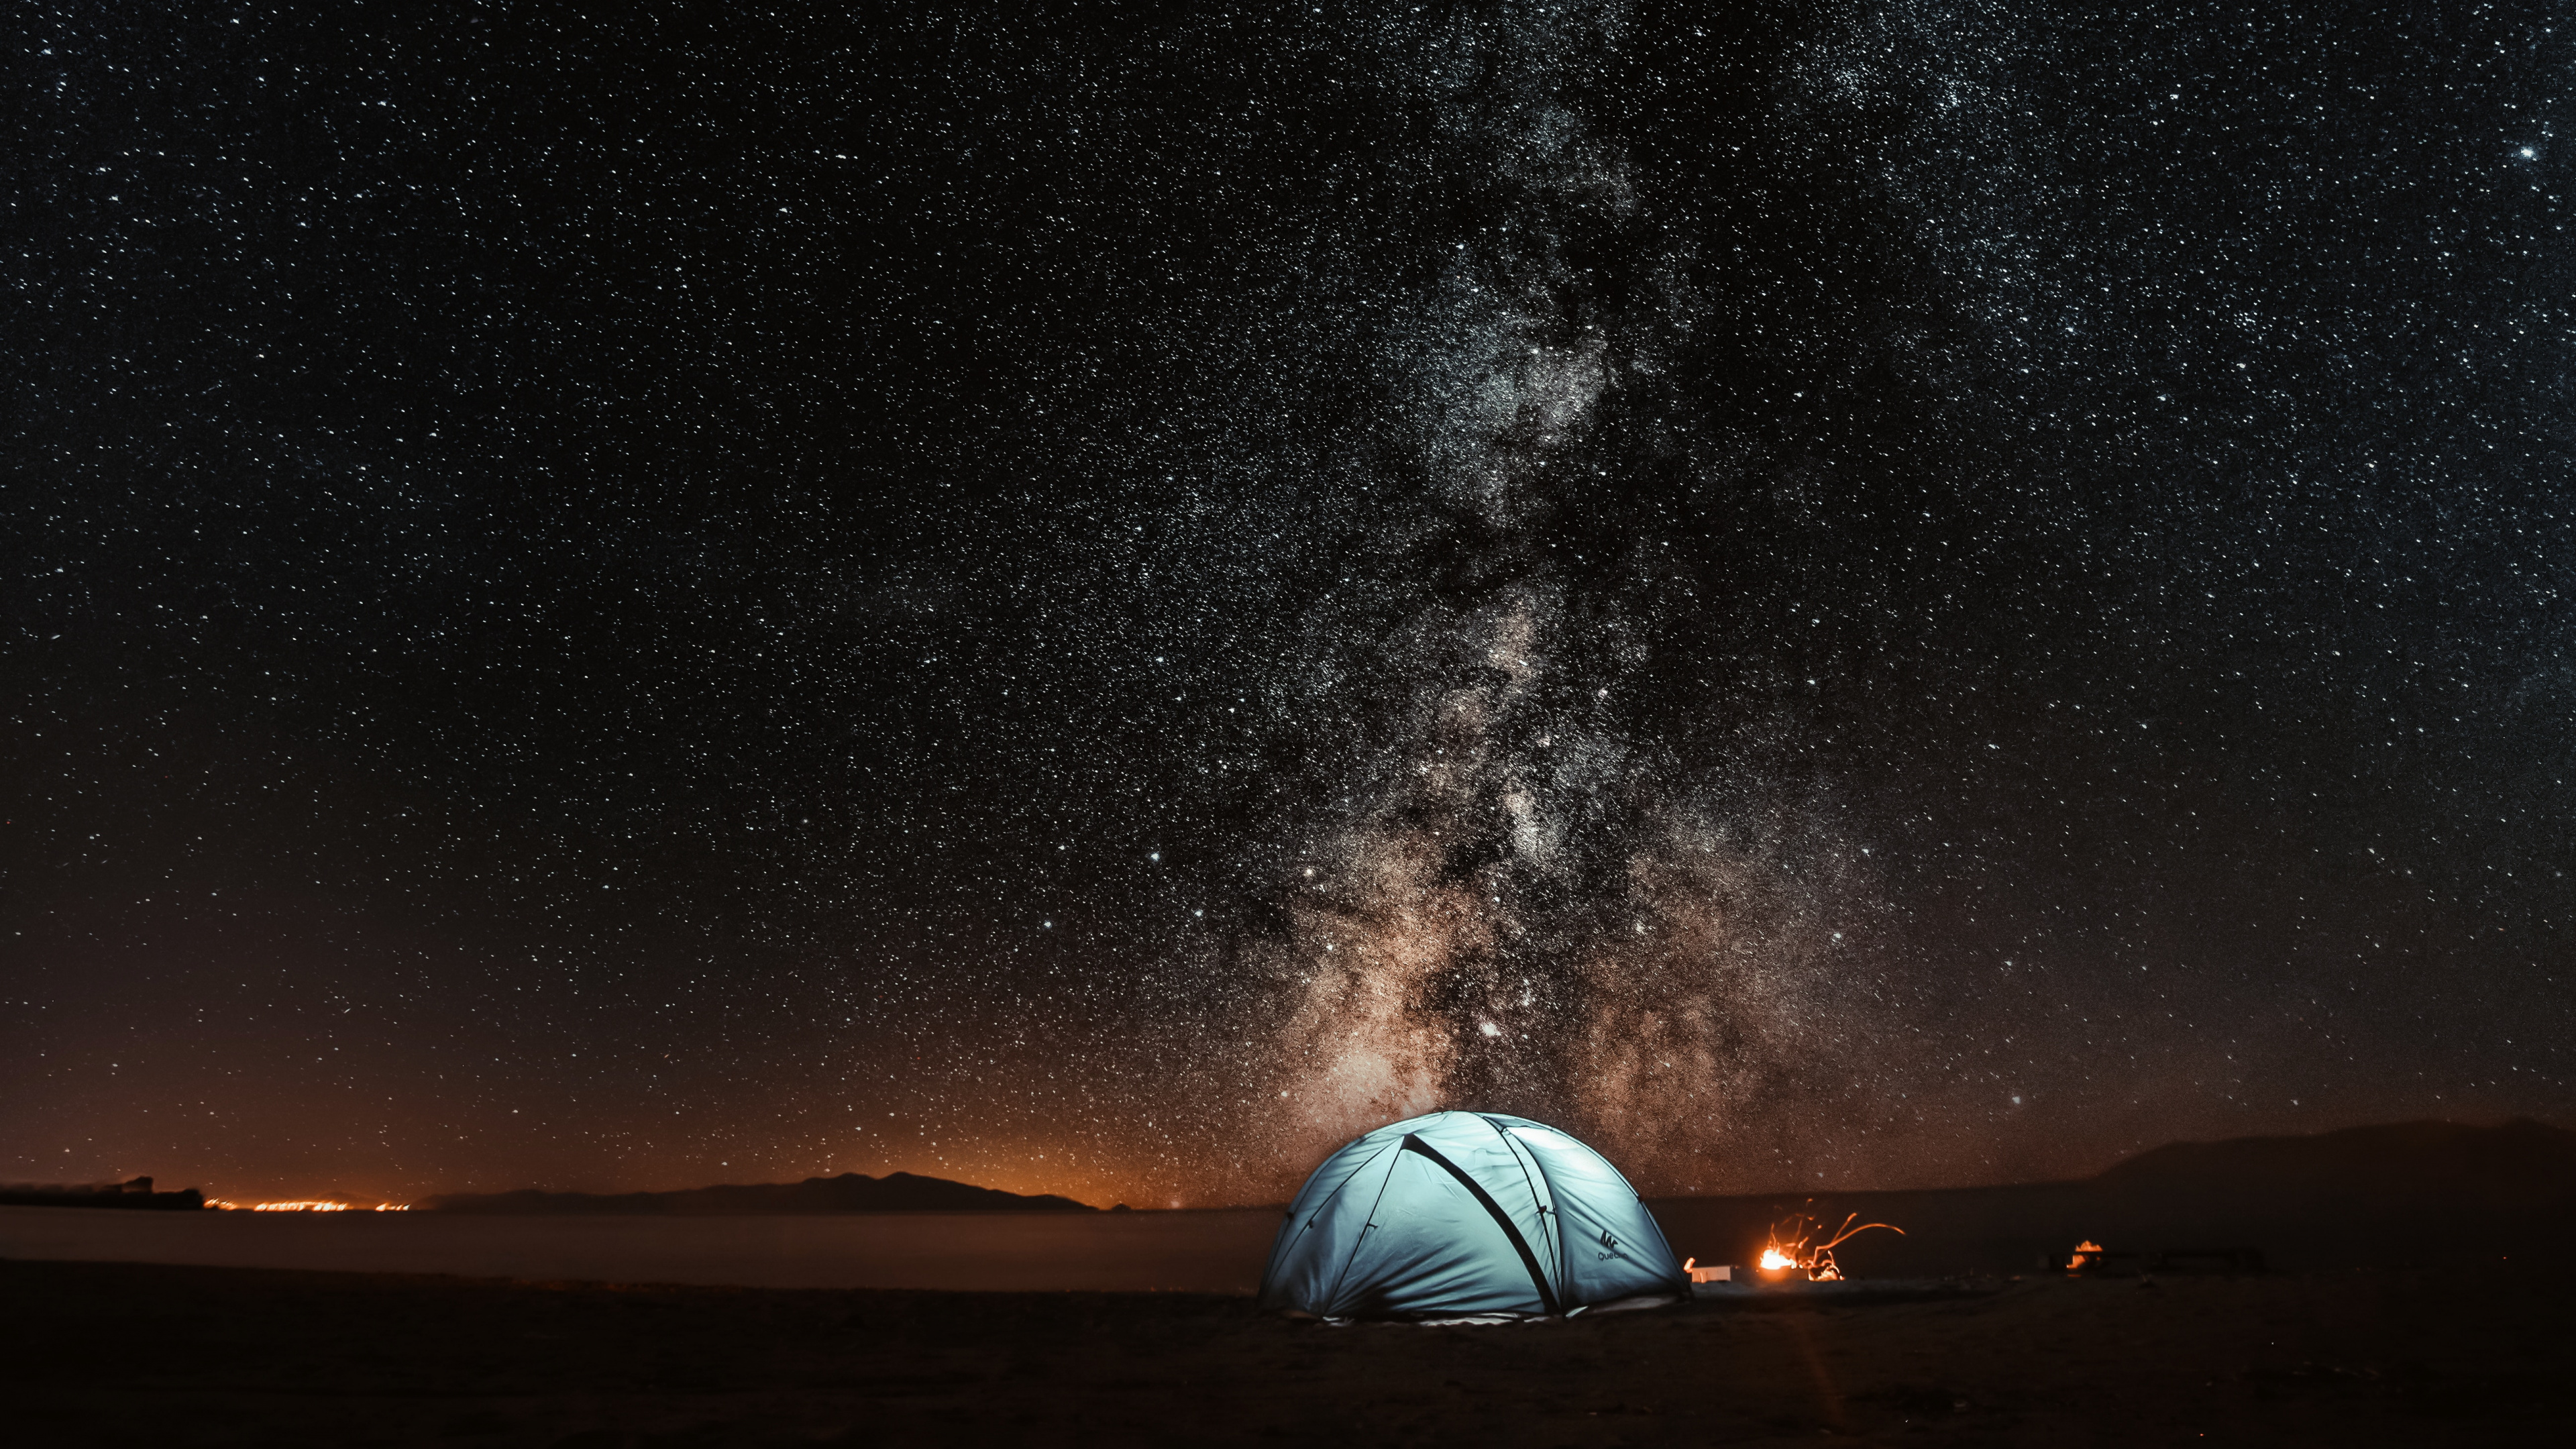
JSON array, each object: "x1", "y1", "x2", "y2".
[{"x1": 10, "y1": 1, "x2": 2574, "y2": 1209}]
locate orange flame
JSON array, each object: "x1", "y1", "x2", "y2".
[
  {"x1": 1761, "y1": 1209, "x2": 1905, "y2": 1281},
  {"x1": 2065, "y1": 1238, "x2": 2104, "y2": 1271}
]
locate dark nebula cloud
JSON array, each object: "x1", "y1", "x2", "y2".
[{"x1": 8, "y1": 1, "x2": 2573, "y2": 1205}]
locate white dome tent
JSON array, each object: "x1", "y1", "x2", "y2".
[{"x1": 1258, "y1": 1110, "x2": 1689, "y2": 1320}]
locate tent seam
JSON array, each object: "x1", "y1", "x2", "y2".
[
  {"x1": 1579, "y1": 1137, "x2": 1690, "y2": 1295},
  {"x1": 1261, "y1": 1139, "x2": 1394, "y2": 1307},
  {"x1": 1318, "y1": 1140, "x2": 1404, "y2": 1316},
  {"x1": 1509, "y1": 1124, "x2": 1574, "y2": 1305},
  {"x1": 1295, "y1": 1138, "x2": 1397, "y2": 1231},
  {"x1": 1481, "y1": 1114, "x2": 1559, "y2": 1291},
  {"x1": 1400, "y1": 1133, "x2": 1562, "y2": 1317}
]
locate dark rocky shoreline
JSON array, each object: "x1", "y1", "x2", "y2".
[{"x1": 0, "y1": 1177, "x2": 204, "y2": 1212}]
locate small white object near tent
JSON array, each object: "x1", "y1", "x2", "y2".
[{"x1": 1257, "y1": 1110, "x2": 1688, "y2": 1320}]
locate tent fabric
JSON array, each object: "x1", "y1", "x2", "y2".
[{"x1": 1257, "y1": 1110, "x2": 1688, "y2": 1320}]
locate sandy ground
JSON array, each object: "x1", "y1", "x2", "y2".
[{"x1": 8, "y1": 1256, "x2": 2569, "y2": 1447}]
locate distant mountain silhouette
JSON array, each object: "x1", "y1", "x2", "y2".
[
  {"x1": 1652, "y1": 1117, "x2": 2576, "y2": 1275},
  {"x1": 2092, "y1": 1117, "x2": 2576, "y2": 1209},
  {"x1": 419, "y1": 1171, "x2": 1095, "y2": 1215}
]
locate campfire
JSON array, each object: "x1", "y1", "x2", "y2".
[{"x1": 1757, "y1": 1210, "x2": 1905, "y2": 1281}]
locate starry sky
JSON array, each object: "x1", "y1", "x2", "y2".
[{"x1": 9, "y1": 1, "x2": 2575, "y2": 1208}]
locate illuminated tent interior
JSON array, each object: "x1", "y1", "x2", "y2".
[{"x1": 1258, "y1": 1111, "x2": 1688, "y2": 1320}]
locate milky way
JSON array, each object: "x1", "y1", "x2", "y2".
[
  {"x1": 1244, "y1": 3, "x2": 1858, "y2": 1183},
  {"x1": 9, "y1": 3, "x2": 2574, "y2": 1205}
]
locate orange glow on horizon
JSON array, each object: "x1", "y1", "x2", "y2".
[{"x1": 206, "y1": 1199, "x2": 410, "y2": 1212}]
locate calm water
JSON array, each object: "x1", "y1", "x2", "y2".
[{"x1": 0, "y1": 1205, "x2": 1284, "y2": 1292}]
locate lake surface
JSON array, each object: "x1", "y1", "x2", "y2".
[
  {"x1": 15, "y1": 1159, "x2": 2550, "y2": 1291},
  {"x1": 0, "y1": 1205, "x2": 1285, "y2": 1293}
]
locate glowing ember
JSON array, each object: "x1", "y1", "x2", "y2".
[
  {"x1": 2065, "y1": 1238, "x2": 2105, "y2": 1271},
  {"x1": 1760, "y1": 1210, "x2": 1905, "y2": 1281}
]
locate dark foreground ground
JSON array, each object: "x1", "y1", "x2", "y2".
[{"x1": 7, "y1": 1257, "x2": 2569, "y2": 1447}]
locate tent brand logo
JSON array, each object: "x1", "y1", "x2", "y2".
[
  {"x1": 1597, "y1": 1228, "x2": 1627, "y2": 1260},
  {"x1": 1599, "y1": 1230, "x2": 1619, "y2": 1250}
]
